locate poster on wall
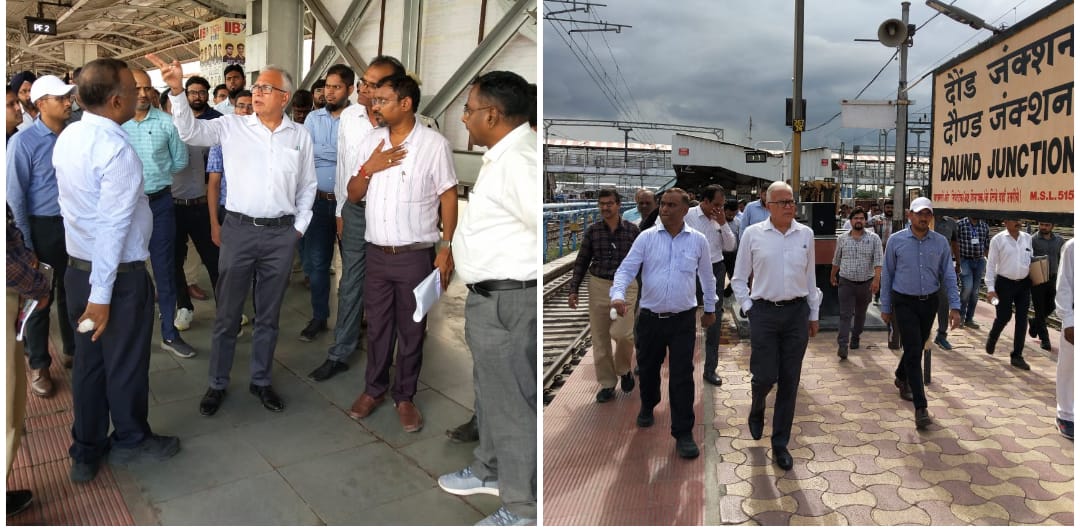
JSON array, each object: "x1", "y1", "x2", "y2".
[
  {"x1": 197, "y1": 17, "x2": 247, "y2": 86},
  {"x1": 930, "y1": 0, "x2": 1073, "y2": 223}
]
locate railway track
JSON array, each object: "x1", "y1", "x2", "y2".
[{"x1": 542, "y1": 267, "x2": 590, "y2": 406}]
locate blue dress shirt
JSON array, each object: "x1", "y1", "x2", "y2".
[
  {"x1": 121, "y1": 107, "x2": 188, "y2": 194},
  {"x1": 738, "y1": 199, "x2": 769, "y2": 241},
  {"x1": 6, "y1": 119, "x2": 62, "y2": 249},
  {"x1": 303, "y1": 107, "x2": 341, "y2": 192},
  {"x1": 54, "y1": 111, "x2": 153, "y2": 305},
  {"x1": 611, "y1": 223, "x2": 717, "y2": 313},
  {"x1": 881, "y1": 228, "x2": 961, "y2": 313}
]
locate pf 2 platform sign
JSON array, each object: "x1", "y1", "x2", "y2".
[{"x1": 26, "y1": 17, "x2": 57, "y2": 36}]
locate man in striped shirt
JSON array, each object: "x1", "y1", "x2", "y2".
[{"x1": 830, "y1": 207, "x2": 882, "y2": 359}]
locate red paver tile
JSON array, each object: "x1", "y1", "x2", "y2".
[
  {"x1": 937, "y1": 479, "x2": 987, "y2": 506},
  {"x1": 848, "y1": 454, "x2": 886, "y2": 475},
  {"x1": 816, "y1": 470, "x2": 861, "y2": 494},
  {"x1": 957, "y1": 462, "x2": 1005, "y2": 486},
  {"x1": 833, "y1": 503, "x2": 875, "y2": 525},
  {"x1": 717, "y1": 495, "x2": 750, "y2": 524},
  {"x1": 790, "y1": 488, "x2": 830, "y2": 517},
  {"x1": 1047, "y1": 511, "x2": 1074, "y2": 525},
  {"x1": 992, "y1": 494, "x2": 1051, "y2": 524},
  {"x1": 865, "y1": 483, "x2": 910, "y2": 511},
  {"x1": 1007, "y1": 477, "x2": 1063, "y2": 501},
  {"x1": 751, "y1": 510, "x2": 792, "y2": 525}
]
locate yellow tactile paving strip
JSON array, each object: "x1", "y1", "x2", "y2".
[{"x1": 710, "y1": 302, "x2": 1073, "y2": 525}]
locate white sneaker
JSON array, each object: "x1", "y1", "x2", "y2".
[{"x1": 174, "y1": 308, "x2": 194, "y2": 331}]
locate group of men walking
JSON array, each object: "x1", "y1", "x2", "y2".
[{"x1": 571, "y1": 181, "x2": 1074, "y2": 470}]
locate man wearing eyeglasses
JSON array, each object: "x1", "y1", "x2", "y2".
[
  {"x1": 122, "y1": 69, "x2": 193, "y2": 360},
  {"x1": 213, "y1": 64, "x2": 245, "y2": 115},
  {"x1": 306, "y1": 57, "x2": 407, "y2": 383},
  {"x1": 6, "y1": 75, "x2": 79, "y2": 398},
  {"x1": 343, "y1": 74, "x2": 458, "y2": 434},
  {"x1": 683, "y1": 184, "x2": 736, "y2": 386},
  {"x1": 151, "y1": 53, "x2": 316, "y2": 417},
  {"x1": 171, "y1": 76, "x2": 224, "y2": 334},
  {"x1": 732, "y1": 181, "x2": 822, "y2": 471}
]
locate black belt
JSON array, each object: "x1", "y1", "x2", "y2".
[
  {"x1": 892, "y1": 290, "x2": 935, "y2": 302},
  {"x1": 29, "y1": 215, "x2": 63, "y2": 221},
  {"x1": 640, "y1": 307, "x2": 695, "y2": 319},
  {"x1": 467, "y1": 279, "x2": 537, "y2": 297},
  {"x1": 146, "y1": 186, "x2": 171, "y2": 201},
  {"x1": 226, "y1": 211, "x2": 295, "y2": 227},
  {"x1": 839, "y1": 277, "x2": 872, "y2": 284},
  {"x1": 68, "y1": 257, "x2": 145, "y2": 273},
  {"x1": 317, "y1": 191, "x2": 337, "y2": 201},
  {"x1": 174, "y1": 196, "x2": 207, "y2": 206},
  {"x1": 755, "y1": 296, "x2": 807, "y2": 307},
  {"x1": 369, "y1": 242, "x2": 434, "y2": 255}
]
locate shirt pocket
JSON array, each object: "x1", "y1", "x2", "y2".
[
  {"x1": 784, "y1": 244, "x2": 808, "y2": 271},
  {"x1": 677, "y1": 253, "x2": 698, "y2": 274},
  {"x1": 275, "y1": 148, "x2": 301, "y2": 175}
]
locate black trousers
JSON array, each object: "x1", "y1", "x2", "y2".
[
  {"x1": 65, "y1": 266, "x2": 154, "y2": 463},
  {"x1": 1030, "y1": 277, "x2": 1057, "y2": 342},
  {"x1": 636, "y1": 308, "x2": 697, "y2": 438},
  {"x1": 892, "y1": 292, "x2": 937, "y2": 410},
  {"x1": 25, "y1": 216, "x2": 75, "y2": 369},
  {"x1": 748, "y1": 300, "x2": 809, "y2": 448},
  {"x1": 174, "y1": 201, "x2": 220, "y2": 311},
  {"x1": 989, "y1": 275, "x2": 1032, "y2": 357}
]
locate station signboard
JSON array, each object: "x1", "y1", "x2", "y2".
[
  {"x1": 26, "y1": 17, "x2": 57, "y2": 36},
  {"x1": 930, "y1": 0, "x2": 1073, "y2": 223}
]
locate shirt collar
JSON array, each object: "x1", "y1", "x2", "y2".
[
  {"x1": 482, "y1": 123, "x2": 532, "y2": 165},
  {"x1": 29, "y1": 118, "x2": 55, "y2": 138},
  {"x1": 81, "y1": 110, "x2": 128, "y2": 138}
]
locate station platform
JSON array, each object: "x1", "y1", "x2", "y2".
[
  {"x1": 543, "y1": 299, "x2": 1074, "y2": 525},
  {"x1": 7, "y1": 257, "x2": 497, "y2": 525}
]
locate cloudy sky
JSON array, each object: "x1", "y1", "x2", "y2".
[{"x1": 543, "y1": 0, "x2": 1057, "y2": 153}]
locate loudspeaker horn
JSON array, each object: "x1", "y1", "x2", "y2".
[{"x1": 877, "y1": 18, "x2": 907, "y2": 47}]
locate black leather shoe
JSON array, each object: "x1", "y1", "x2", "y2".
[
  {"x1": 69, "y1": 460, "x2": 100, "y2": 483},
  {"x1": 748, "y1": 383, "x2": 769, "y2": 440},
  {"x1": 1041, "y1": 340, "x2": 1052, "y2": 351},
  {"x1": 849, "y1": 337, "x2": 860, "y2": 350},
  {"x1": 986, "y1": 332, "x2": 999, "y2": 355},
  {"x1": 1028, "y1": 318, "x2": 1038, "y2": 338},
  {"x1": 915, "y1": 407, "x2": 932, "y2": 429},
  {"x1": 7, "y1": 489, "x2": 32, "y2": 517},
  {"x1": 676, "y1": 435, "x2": 699, "y2": 459},
  {"x1": 1010, "y1": 355, "x2": 1031, "y2": 370},
  {"x1": 837, "y1": 345, "x2": 848, "y2": 360},
  {"x1": 308, "y1": 359, "x2": 349, "y2": 381},
  {"x1": 894, "y1": 378, "x2": 913, "y2": 401},
  {"x1": 773, "y1": 446, "x2": 793, "y2": 470},
  {"x1": 109, "y1": 434, "x2": 180, "y2": 465},
  {"x1": 703, "y1": 372, "x2": 723, "y2": 386},
  {"x1": 299, "y1": 319, "x2": 328, "y2": 342},
  {"x1": 620, "y1": 371, "x2": 636, "y2": 392},
  {"x1": 636, "y1": 408, "x2": 654, "y2": 428},
  {"x1": 250, "y1": 384, "x2": 285, "y2": 412},
  {"x1": 596, "y1": 387, "x2": 615, "y2": 403},
  {"x1": 199, "y1": 388, "x2": 226, "y2": 416},
  {"x1": 446, "y1": 415, "x2": 479, "y2": 443}
]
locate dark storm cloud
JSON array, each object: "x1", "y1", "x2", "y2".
[{"x1": 543, "y1": 0, "x2": 1051, "y2": 148}]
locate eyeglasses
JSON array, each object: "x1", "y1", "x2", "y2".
[
  {"x1": 186, "y1": 90, "x2": 209, "y2": 97},
  {"x1": 39, "y1": 94, "x2": 74, "y2": 103},
  {"x1": 767, "y1": 200, "x2": 798, "y2": 208},
  {"x1": 370, "y1": 97, "x2": 398, "y2": 107},
  {"x1": 463, "y1": 104, "x2": 494, "y2": 117},
  {"x1": 250, "y1": 84, "x2": 287, "y2": 95},
  {"x1": 358, "y1": 80, "x2": 378, "y2": 90}
]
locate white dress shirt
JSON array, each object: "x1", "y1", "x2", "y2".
[
  {"x1": 357, "y1": 121, "x2": 457, "y2": 246},
  {"x1": 611, "y1": 222, "x2": 717, "y2": 313},
  {"x1": 213, "y1": 98, "x2": 234, "y2": 115},
  {"x1": 169, "y1": 91, "x2": 317, "y2": 234},
  {"x1": 53, "y1": 111, "x2": 153, "y2": 305},
  {"x1": 985, "y1": 229, "x2": 1033, "y2": 291},
  {"x1": 732, "y1": 218, "x2": 822, "y2": 320},
  {"x1": 335, "y1": 103, "x2": 377, "y2": 216},
  {"x1": 683, "y1": 205, "x2": 735, "y2": 262},
  {"x1": 1056, "y1": 239, "x2": 1073, "y2": 330},
  {"x1": 453, "y1": 123, "x2": 537, "y2": 284}
]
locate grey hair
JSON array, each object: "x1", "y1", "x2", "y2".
[
  {"x1": 766, "y1": 181, "x2": 793, "y2": 203},
  {"x1": 262, "y1": 64, "x2": 294, "y2": 103}
]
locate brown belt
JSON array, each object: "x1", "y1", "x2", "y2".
[
  {"x1": 174, "y1": 196, "x2": 207, "y2": 206},
  {"x1": 317, "y1": 191, "x2": 337, "y2": 201},
  {"x1": 368, "y1": 242, "x2": 434, "y2": 255}
]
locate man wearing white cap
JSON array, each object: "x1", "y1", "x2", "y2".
[
  {"x1": 880, "y1": 197, "x2": 960, "y2": 429},
  {"x1": 6, "y1": 75, "x2": 78, "y2": 398}
]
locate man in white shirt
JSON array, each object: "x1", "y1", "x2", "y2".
[
  {"x1": 149, "y1": 53, "x2": 317, "y2": 416},
  {"x1": 437, "y1": 70, "x2": 537, "y2": 526},
  {"x1": 307, "y1": 57, "x2": 408, "y2": 383},
  {"x1": 683, "y1": 184, "x2": 736, "y2": 386},
  {"x1": 732, "y1": 181, "x2": 822, "y2": 471},
  {"x1": 1054, "y1": 239, "x2": 1073, "y2": 440},
  {"x1": 344, "y1": 74, "x2": 457, "y2": 434},
  {"x1": 984, "y1": 218, "x2": 1034, "y2": 369},
  {"x1": 9, "y1": 71, "x2": 38, "y2": 131}
]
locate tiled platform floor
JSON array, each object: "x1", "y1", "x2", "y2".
[{"x1": 544, "y1": 300, "x2": 1074, "y2": 525}]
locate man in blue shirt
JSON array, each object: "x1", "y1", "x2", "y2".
[
  {"x1": 53, "y1": 58, "x2": 181, "y2": 484},
  {"x1": 611, "y1": 187, "x2": 716, "y2": 460},
  {"x1": 955, "y1": 216, "x2": 990, "y2": 328},
  {"x1": 6, "y1": 75, "x2": 78, "y2": 397},
  {"x1": 298, "y1": 64, "x2": 353, "y2": 342},
  {"x1": 880, "y1": 197, "x2": 960, "y2": 430},
  {"x1": 122, "y1": 69, "x2": 193, "y2": 359},
  {"x1": 738, "y1": 188, "x2": 769, "y2": 241}
]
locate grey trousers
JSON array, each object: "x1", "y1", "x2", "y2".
[
  {"x1": 327, "y1": 201, "x2": 367, "y2": 361},
  {"x1": 837, "y1": 277, "x2": 872, "y2": 346},
  {"x1": 209, "y1": 214, "x2": 296, "y2": 389},
  {"x1": 466, "y1": 286, "x2": 537, "y2": 519}
]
